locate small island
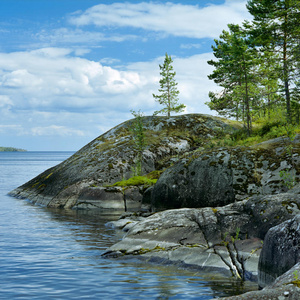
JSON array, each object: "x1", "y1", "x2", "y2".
[{"x1": 0, "y1": 147, "x2": 26, "y2": 152}]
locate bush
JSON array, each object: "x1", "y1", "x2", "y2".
[{"x1": 258, "y1": 121, "x2": 282, "y2": 137}]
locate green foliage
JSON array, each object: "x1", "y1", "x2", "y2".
[
  {"x1": 204, "y1": 111, "x2": 300, "y2": 149},
  {"x1": 153, "y1": 53, "x2": 185, "y2": 117},
  {"x1": 290, "y1": 270, "x2": 300, "y2": 287},
  {"x1": 131, "y1": 161, "x2": 142, "y2": 177},
  {"x1": 207, "y1": 23, "x2": 261, "y2": 135},
  {"x1": 111, "y1": 176, "x2": 157, "y2": 187},
  {"x1": 207, "y1": 0, "x2": 300, "y2": 126},
  {"x1": 130, "y1": 110, "x2": 147, "y2": 176},
  {"x1": 130, "y1": 110, "x2": 147, "y2": 151},
  {"x1": 247, "y1": 0, "x2": 300, "y2": 122},
  {"x1": 110, "y1": 170, "x2": 162, "y2": 188},
  {"x1": 293, "y1": 270, "x2": 299, "y2": 281},
  {"x1": 280, "y1": 169, "x2": 296, "y2": 190},
  {"x1": 145, "y1": 170, "x2": 164, "y2": 180}
]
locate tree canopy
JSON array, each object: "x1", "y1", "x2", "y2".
[{"x1": 207, "y1": 0, "x2": 300, "y2": 130}]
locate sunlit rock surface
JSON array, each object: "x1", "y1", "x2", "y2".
[{"x1": 9, "y1": 114, "x2": 234, "y2": 211}]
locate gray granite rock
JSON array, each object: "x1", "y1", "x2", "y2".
[
  {"x1": 151, "y1": 135, "x2": 300, "y2": 210},
  {"x1": 258, "y1": 215, "x2": 300, "y2": 288},
  {"x1": 103, "y1": 189, "x2": 300, "y2": 281},
  {"x1": 9, "y1": 114, "x2": 234, "y2": 211}
]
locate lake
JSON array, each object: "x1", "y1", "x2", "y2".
[{"x1": 0, "y1": 151, "x2": 257, "y2": 299}]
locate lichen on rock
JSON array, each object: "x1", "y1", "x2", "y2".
[
  {"x1": 151, "y1": 135, "x2": 300, "y2": 210},
  {"x1": 9, "y1": 114, "x2": 234, "y2": 211}
]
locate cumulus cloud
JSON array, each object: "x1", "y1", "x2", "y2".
[
  {"x1": 180, "y1": 43, "x2": 203, "y2": 50},
  {"x1": 0, "y1": 47, "x2": 156, "y2": 113},
  {"x1": 0, "y1": 47, "x2": 217, "y2": 111},
  {"x1": 2, "y1": 1, "x2": 248, "y2": 150},
  {"x1": 0, "y1": 47, "x2": 217, "y2": 140},
  {"x1": 69, "y1": 0, "x2": 250, "y2": 39}
]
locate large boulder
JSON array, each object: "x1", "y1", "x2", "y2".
[
  {"x1": 9, "y1": 114, "x2": 233, "y2": 210},
  {"x1": 258, "y1": 214, "x2": 300, "y2": 288},
  {"x1": 151, "y1": 135, "x2": 300, "y2": 210}
]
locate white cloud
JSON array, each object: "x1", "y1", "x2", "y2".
[
  {"x1": 0, "y1": 47, "x2": 218, "y2": 150},
  {"x1": 69, "y1": 0, "x2": 250, "y2": 39},
  {"x1": 31, "y1": 125, "x2": 85, "y2": 136},
  {"x1": 36, "y1": 28, "x2": 138, "y2": 45},
  {"x1": 180, "y1": 43, "x2": 202, "y2": 50},
  {"x1": 0, "y1": 47, "x2": 217, "y2": 114},
  {"x1": 2, "y1": 69, "x2": 43, "y2": 87},
  {"x1": 0, "y1": 48, "x2": 152, "y2": 112}
]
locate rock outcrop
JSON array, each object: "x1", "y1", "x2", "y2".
[
  {"x1": 151, "y1": 135, "x2": 300, "y2": 210},
  {"x1": 9, "y1": 114, "x2": 233, "y2": 211},
  {"x1": 103, "y1": 188, "x2": 300, "y2": 281},
  {"x1": 258, "y1": 214, "x2": 300, "y2": 289}
]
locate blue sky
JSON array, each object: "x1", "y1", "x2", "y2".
[{"x1": 0, "y1": 0, "x2": 251, "y2": 151}]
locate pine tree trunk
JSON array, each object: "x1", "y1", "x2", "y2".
[{"x1": 283, "y1": 12, "x2": 291, "y2": 123}]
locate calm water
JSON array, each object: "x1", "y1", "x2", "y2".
[{"x1": 0, "y1": 152, "x2": 257, "y2": 299}]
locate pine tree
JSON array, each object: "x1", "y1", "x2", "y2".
[
  {"x1": 207, "y1": 24, "x2": 260, "y2": 135},
  {"x1": 153, "y1": 53, "x2": 185, "y2": 117},
  {"x1": 255, "y1": 46, "x2": 282, "y2": 117},
  {"x1": 247, "y1": 0, "x2": 300, "y2": 122}
]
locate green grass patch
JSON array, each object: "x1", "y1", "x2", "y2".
[
  {"x1": 111, "y1": 176, "x2": 158, "y2": 187},
  {"x1": 204, "y1": 119, "x2": 300, "y2": 149}
]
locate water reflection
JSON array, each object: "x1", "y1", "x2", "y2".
[{"x1": 37, "y1": 205, "x2": 258, "y2": 299}]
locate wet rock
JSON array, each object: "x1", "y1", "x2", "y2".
[
  {"x1": 103, "y1": 189, "x2": 300, "y2": 280},
  {"x1": 223, "y1": 263, "x2": 300, "y2": 299},
  {"x1": 258, "y1": 214, "x2": 300, "y2": 288}
]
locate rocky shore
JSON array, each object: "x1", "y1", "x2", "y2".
[
  {"x1": 9, "y1": 114, "x2": 300, "y2": 298},
  {"x1": 103, "y1": 185, "x2": 300, "y2": 289}
]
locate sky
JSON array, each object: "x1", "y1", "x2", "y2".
[{"x1": 0, "y1": 0, "x2": 252, "y2": 151}]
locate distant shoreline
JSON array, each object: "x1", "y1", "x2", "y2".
[{"x1": 0, "y1": 147, "x2": 27, "y2": 152}]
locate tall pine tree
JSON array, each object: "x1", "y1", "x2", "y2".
[
  {"x1": 207, "y1": 24, "x2": 260, "y2": 135},
  {"x1": 153, "y1": 53, "x2": 185, "y2": 117},
  {"x1": 247, "y1": 0, "x2": 300, "y2": 122}
]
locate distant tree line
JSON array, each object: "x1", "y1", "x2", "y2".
[
  {"x1": 0, "y1": 147, "x2": 26, "y2": 152},
  {"x1": 206, "y1": 0, "x2": 300, "y2": 135}
]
